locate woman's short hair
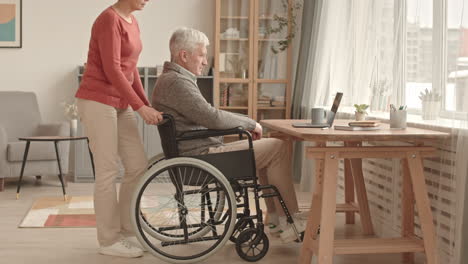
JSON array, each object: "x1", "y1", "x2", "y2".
[{"x1": 170, "y1": 27, "x2": 209, "y2": 57}]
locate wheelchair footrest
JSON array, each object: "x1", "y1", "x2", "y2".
[
  {"x1": 260, "y1": 193, "x2": 279, "y2": 198},
  {"x1": 161, "y1": 235, "x2": 223, "y2": 247}
]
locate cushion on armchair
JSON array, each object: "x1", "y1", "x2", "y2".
[{"x1": 7, "y1": 141, "x2": 57, "y2": 162}]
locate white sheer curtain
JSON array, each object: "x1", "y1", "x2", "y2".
[{"x1": 295, "y1": 0, "x2": 468, "y2": 263}]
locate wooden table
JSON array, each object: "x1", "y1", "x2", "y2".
[
  {"x1": 16, "y1": 136, "x2": 95, "y2": 200},
  {"x1": 260, "y1": 119, "x2": 449, "y2": 264}
]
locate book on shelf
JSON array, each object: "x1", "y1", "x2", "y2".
[
  {"x1": 257, "y1": 95, "x2": 272, "y2": 107},
  {"x1": 334, "y1": 125, "x2": 381, "y2": 131},
  {"x1": 220, "y1": 86, "x2": 228, "y2": 106},
  {"x1": 257, "y1": 100, "x2": 271, "y2": 105},
  {"x1": 229, "y1": 96, "x2": 247, "y2": 107},
  {"x1": 348, "y1": 120, "x2": 381, "y2": 127},
  {"x1": 271, "y1": 101, "x2": 285, "y2": 107},
  {"x1": 271, "y1": 95, "x2": 285, "y2": 107}
]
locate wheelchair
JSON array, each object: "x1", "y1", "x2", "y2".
[{"x1": 130, "y1": 114, "x2": 301, "y2": 263}]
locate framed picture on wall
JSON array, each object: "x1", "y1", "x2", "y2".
[{"x1": 0, "y1": 0, "x2": 22, "y2": 48}]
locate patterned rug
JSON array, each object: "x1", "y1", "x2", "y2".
[{"x1": 19, "y1": 196, "x2": 95, "y2": 228}]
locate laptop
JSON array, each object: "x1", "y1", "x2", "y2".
[{"x1": 292, "y1": 92, "x2": 343, "y2": 128}]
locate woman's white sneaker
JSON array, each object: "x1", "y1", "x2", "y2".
[
  {"x1": 99, "y1": 239, "x2": 144, "y2": 258},
  {"x1": 125, "y1": 236, "x2": 147, "y2": 252}
]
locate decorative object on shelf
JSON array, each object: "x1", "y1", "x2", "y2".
[
  {"x1": 221, "y1": 27, "x2": 240, "y2": 39},
  {"x1": 0, "y1": 0, "x2": 22, "y2": 48},
  {"x1": 353, "y1": 104, "x2": 369, "y2": 121},
  {"x1": 227, "y1": 56, "x2": 248, "y2": 78},
  {"x1": 419, "y1": 88, "x2": 441, "y2": 120},
  {"x1": 62, "y1": 100, "x2": 79, "y2": 136},
  {"x1": 264, "y1": 0, "x2": 302, "y2": 54}
]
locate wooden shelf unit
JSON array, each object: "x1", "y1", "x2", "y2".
[{"x1": 215, "y1": 0, "x2": 293, "y2": 122}]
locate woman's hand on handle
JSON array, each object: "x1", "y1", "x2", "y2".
[{"x1": 137, "y1": 105, "x2": 163, "y2": 125}]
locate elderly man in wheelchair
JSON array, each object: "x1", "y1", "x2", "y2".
[{"x1": 129, "y1": 27, "x2": 306, "y2": 263}]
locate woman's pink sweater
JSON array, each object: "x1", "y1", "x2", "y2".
[{"x1": 76, "y1": 7, "x2": 149, "y2": 110}]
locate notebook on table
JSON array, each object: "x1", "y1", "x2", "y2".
[
  {"x1": 348, "y1": 120, "x2": 381, "y2": 127},
  {"x1": 334, "y1": 125, "x2": 381, "y2": 131}
]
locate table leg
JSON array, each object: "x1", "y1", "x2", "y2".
[
  {"x1": 16, "y1": 141, "x2": 31, "y2": 199},
  {"x1": 299, "y1": 157, "x2": 324, "y2": 263},
  {"x1": 401, "y1": 158, "x2": 415, "y2": 263},
  {"x1": 349, "y1": 157, "x2": 374, "y2": 235},
  {"x1": 406, "y1": 153, "x2": 438, "y2": 264},
  {"x1": 316, "y1": 151, "x2": 339, "y2": 264},
  {"x1": 344, "y1": 159, "x2": 355, "y2": 224},
  {"x1": 346, "y1": 141, "x2": 374, "y2": 235},
  {"x1": 87, "y1": 138, "x2": 96, "y2": 180},
  {"x1": 54, "y1": 141, "x2": 67, "y2": 201}
]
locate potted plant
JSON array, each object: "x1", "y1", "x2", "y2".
[
  {"x1": 264, "y1": 0, "x2": 303, "y2": 54},
  {"x1": 354, "y1": 104, "x2": 369, "y2": 121},
  {"x1": 418, "y1": 88, "x2": 441, "y2": 120}
]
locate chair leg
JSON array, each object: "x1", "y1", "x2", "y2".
[{"x1": 0, "y1": 178, "x2": 4, "y2": 192}]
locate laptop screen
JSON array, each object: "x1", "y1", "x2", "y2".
[
  {"x1": 327, "y1": 92, "x2": 343, "y2": 126},
  {"x1": 330, "y1": 92, "x2": 343, "y2": 114}
]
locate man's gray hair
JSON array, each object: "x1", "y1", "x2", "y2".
[{"x1": 170, "y1": 27, "x2": 209, "y2": 57}]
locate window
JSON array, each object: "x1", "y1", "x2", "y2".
[
  {"x1": 402, "y1": 0, "x2": 468, "y2": 119},
  {"x1": 405, "y1": 0, "x2": 433, "y2": 110},
  {"x1": 445, "y1": 0, "x2": 468, "y2": 114}
]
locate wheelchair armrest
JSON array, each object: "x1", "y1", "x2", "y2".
[{"x1": 177, "y1": 127, "x2": 254, "y2": 148}]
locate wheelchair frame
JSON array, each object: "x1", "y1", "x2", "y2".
[{"x1": 130, "y1": 114, "x2": 299, "y2": 263}]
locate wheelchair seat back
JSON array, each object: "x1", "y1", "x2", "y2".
[
  {"x1": 192, "y1": 150, "x2": 256, "y2": 182},
  {"x1": 157, "y1": 114, "x2": 180, "y2": 159},
  {"x1": 157, "y1": 114, "x2": 257, "y2": 185}
]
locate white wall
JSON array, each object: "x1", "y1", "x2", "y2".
[{"x1": 0, "y1": 0, "x2": 215, "y2": 122}]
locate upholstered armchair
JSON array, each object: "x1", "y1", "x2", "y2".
[{"x1": 0, "y1": 91, "x2": 70, "y2": 191}]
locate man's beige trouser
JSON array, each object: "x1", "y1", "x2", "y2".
[{"x1": 208, "y1": 138, "x2": 299, "y2": 216}]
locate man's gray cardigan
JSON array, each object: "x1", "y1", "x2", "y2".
[{"x1": 151, "y1": 62, "x2": 256, "y2": 155}]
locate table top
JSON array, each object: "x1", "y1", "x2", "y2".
[
  {"x1": 260, "y1": 119, "x2": 450, "y2": 142},
  {"x1": 18, "y1": 136, "x2": 88, "y2": 142}
]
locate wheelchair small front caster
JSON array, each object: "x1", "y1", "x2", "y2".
[
  {"x1": 229, "y1": 218, "x2": 255, "y2": 243},
  {"x1": 235, "y1": 228, "x2": 269, "y2": 262}
]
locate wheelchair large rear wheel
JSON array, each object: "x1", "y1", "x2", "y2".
[
  {"x1": 131, "y1": 157, "x2": 237, "y2": 264},
  {"x1": 141, "y1": 153, "x2": 226, "y2": 240}
]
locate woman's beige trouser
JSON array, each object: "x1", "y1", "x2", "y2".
[{"x1": 77, "y1": 99, "x2": 147, "y2": 246}]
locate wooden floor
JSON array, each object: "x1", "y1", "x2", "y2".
[{"x1": 0, "y1": 176, "x2": 426, "y2": 264}]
